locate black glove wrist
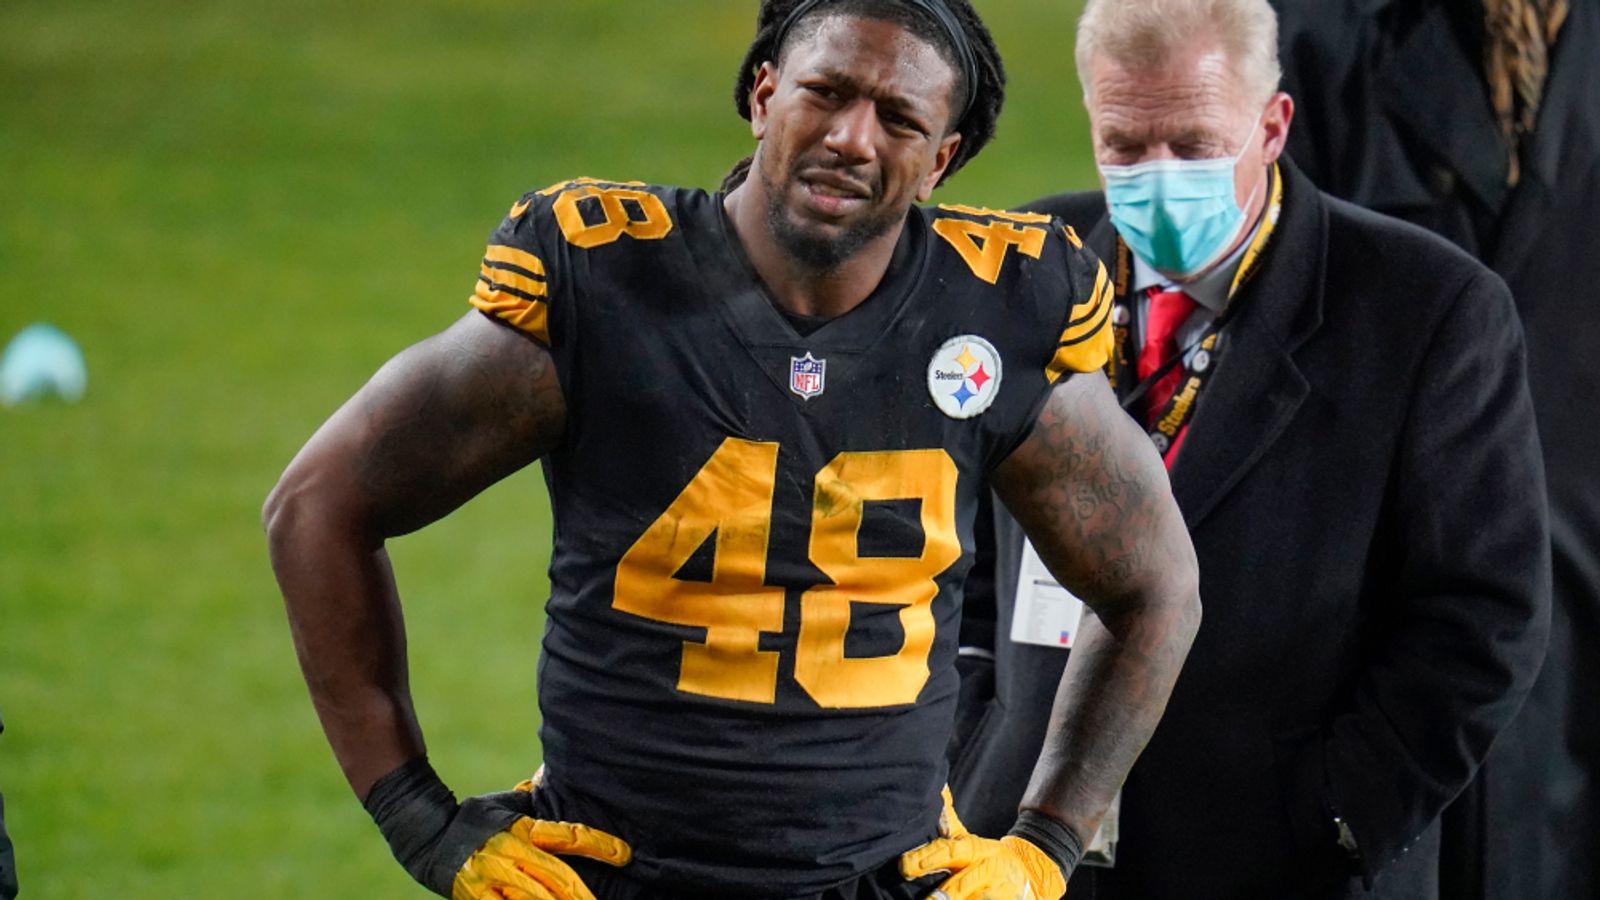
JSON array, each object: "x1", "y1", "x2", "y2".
[
  {"x1": 362, "y1": 756, "x2": 520, "y2": 898},
  {"x1": 1008, "y1": 809, "x2": 1085, "y2": 883}
]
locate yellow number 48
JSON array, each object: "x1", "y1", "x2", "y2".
[{"x1": 612, "y1": 438, "x2": 960, "y2": 709}]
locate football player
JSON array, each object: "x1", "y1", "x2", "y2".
[{"x1": 264, "y1": 1, "x2": 1202, "y2": 898}]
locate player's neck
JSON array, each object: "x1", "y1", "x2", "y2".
[{"x1": 724, "y1": 182, "x2": 906, "y2": 320}]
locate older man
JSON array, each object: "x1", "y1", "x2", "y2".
[{"x1": 947, "y1": 0, "x2": 1551, "y2": 898}]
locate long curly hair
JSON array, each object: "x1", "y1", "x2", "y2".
[{"x1": 720, "y1": 0, "x2": 1007, "y2": 192}]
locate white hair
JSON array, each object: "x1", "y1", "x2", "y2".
[{"x1": 1075, "y1": 0, "x2": 1282, "y2": 109}]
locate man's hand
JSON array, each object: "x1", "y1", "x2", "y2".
[
  {"x1": 901, "y1": 789, "x2": 1069, "y2": 900},
  {"x1": 452, "y1": 817, "x2": 630, "y2": 900},
  {"x1": 901, "y1": 834, "x2": 1066, "y2": 900},
  {"x1": 363, "y1": 758, "x2": 629, "y2": 899}
]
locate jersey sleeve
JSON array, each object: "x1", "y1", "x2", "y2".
[
  {"x1": 467, "y1": 177, "x2": 682, "y2": 355},
  {"x1": 468, "y1": 185, "x2": 567, "y2": 346},
  {"x1": 926, "y1": 204, "x2": 1117, "y2": 473},
  {"x1": 1043, "y1": 224, "x2": 1114, "y2": 382}
]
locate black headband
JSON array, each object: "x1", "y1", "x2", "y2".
[{"x1": 770, "y1": 0, "x2": 980, "y2": 126}]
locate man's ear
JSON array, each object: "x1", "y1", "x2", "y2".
[
  {"x1": 750, "y1": 62, "x2": 779, "y2": 140},
  {"x1": 917, "y1": 132, "x2": 963, "y2": 202},
  {"x1": 1261, "y1": 91, "x2": 1294, "y2": 165}
]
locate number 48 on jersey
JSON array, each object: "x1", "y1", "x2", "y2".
[{"x1": 613, "y1": 438, "x2": 960, "y2": 710}]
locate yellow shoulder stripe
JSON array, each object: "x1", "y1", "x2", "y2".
[
  {"x1": 1046, "y1": 260, "x2": 1114, "y2": 383},
  {"x1": 479, "y1": 264, "x2": 546, "y2": 299},
  {"x1": 1057, "y1": 263, "x2": 1111, "y2": 343},
  {"x1": 471, "y1": 244, "x2": 550, "y2": 343},
  {"x1": 471, "y1": 279, "x2": 550, "y2": 343},
  {"x1": 484, "y1": 244, "x2": 545, "y2": 278}
]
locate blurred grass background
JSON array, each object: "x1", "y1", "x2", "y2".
[{"x1": 0, "y1": 0, "x2": 1093, "y2": 894}]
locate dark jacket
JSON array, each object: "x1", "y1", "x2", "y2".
[
  {"x1": 1273, "y1": 3, "x2": 1600, "y2": 896},
  {"x1": 949, "y1": 161, "x2": 1551, "y2": 900},
  {"x1": 0, "y1": 712, "x2": 14, "y2": 900}
]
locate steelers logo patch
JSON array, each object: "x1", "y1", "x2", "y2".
[{"x1": 928, "y1": 335, "x2": 1003, "y2": 419}]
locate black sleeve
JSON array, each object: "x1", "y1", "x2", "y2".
[
  {"x1": 1, "y1": 713, "x2": 16, "y2": 900},
  {"x1": 1283, "y1": 268, "x2": 1552, "y2": 884}
]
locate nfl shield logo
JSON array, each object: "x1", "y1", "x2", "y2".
[{"x1": 790, "y1": 352, "x2": 826, "y2": 400}]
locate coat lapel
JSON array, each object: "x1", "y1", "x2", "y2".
[
  {"x1": 1374, "y1": 1, "x2": 1511, "y2": 217},
  {"x1": 1165, "y1": 163, "x2": 1326, "y2": 528}
]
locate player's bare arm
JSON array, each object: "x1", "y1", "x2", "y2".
[
  {"x1": 990, "y1": 369, "x2": 1201, "y2": 844},
  {"x1": 263, "y1": 311, "x2": 563, "y2": 797}
]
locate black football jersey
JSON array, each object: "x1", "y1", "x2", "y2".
[{"x1": 468, "y1": 177, "x2": 1112, "y2": 896}]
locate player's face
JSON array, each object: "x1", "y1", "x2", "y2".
[{"x1": 749, "y1": 16, "x2": 963, "y2": 269}]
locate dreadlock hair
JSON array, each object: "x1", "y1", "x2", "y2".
[{"x1": 720, "y1": 0, "x2": 1007, "y2": 193}]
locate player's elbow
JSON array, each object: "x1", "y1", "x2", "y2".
[
  {"x1": 1170, "y1": 551, "x2": 1203, "y2": 648},
  {"x1": 1138, "y1": 546, "x2": 1202, "y2": 656},
  {"x1": 263, "y1": 455, "x2": 380, "y2": 560},
  {"x1": 262, "y1": 468, "x2": 308, "y2": 555},
  {"x1": 1176, "y1": 576, "x2": 1202, "y2": 651},
  {"x1": 261, "y1": 461, "x2": 340, "y2": 556}
]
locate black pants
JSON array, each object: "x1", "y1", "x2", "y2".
[
  {"x1": 561, "y1": 854, "x2": 944, "y2": 900},
  {"x1": 523, "y1": 783, "x2": 944, "y2": 900}
]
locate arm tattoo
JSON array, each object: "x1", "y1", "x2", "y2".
[
  {"x1": 993, "y1": 372, "x2": 1201, "y2": 841},
  {"x1": 997, "y1": 373, "x2": 1165, "y2": 607}
]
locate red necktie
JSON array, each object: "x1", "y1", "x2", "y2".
[{"x1": 1139, "y1": 287, "x2": 1199, "y2": 428}]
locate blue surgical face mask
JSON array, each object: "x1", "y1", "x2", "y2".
[{"x1": 1099, "y1": 115, "x2": 1263, "y2": 278}]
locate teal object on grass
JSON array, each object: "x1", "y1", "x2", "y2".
[{"x1": 1, "y1": 323, "x2": 88, "y2": 406}]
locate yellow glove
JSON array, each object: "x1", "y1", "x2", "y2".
[
  {"x1": 900, "y1": 833, "x2": 1066, "y2": 900},
  {"x1": 901, "y1": 791, "x2": 1067, "y2": 900},
  {"x1": 451, "y1": 816, "x2": 631, "y2": 900}
]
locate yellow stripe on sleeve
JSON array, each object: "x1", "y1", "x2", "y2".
[
  {"x1": 483, "y1": 244, "x2": 546, "y2": 278},
  {"x1": 470, "y1": 244, "x2": 551, "y2": 341},
  {"x1": 1056, "y1": 262, "x2": 1112, "y2": 345},
  {"x1": 471, "y1": 278, "x2": 550, "y2": 343},
  {"x1": 479, "y1": 263, "x2": 547, "y2": 299},
  {"x1": 1046, "y1": 260, "x2": 1115, "y2": 383}
]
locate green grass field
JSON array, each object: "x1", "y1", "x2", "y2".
[{"x1": 0, "y1": 1, "x2": 1093, "y2": 894}]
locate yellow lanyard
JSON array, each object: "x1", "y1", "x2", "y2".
[{"x1": 1107, "y1": 163, "x2": 1285, "y2": 453}]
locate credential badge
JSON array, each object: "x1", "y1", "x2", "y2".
[
  {"x1": 927, "y1": 335, "x2": 1003, "y2": 420},
  {"x1": 790, "y1": 352, "x2": 826, "y2": 399}
]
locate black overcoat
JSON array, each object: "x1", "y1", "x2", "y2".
[
  {"x1": 1273, "y1": 2, "x2": 1600, "y2": 896},
  {"x1": 949, "y1": 161, "x2": 1552, "y2": 900}
]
